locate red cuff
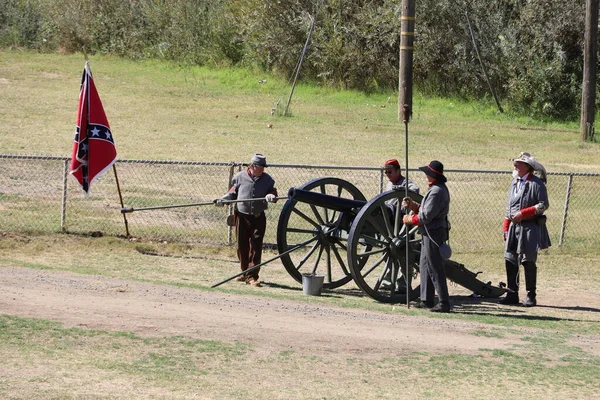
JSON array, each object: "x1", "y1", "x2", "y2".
[
  {"x1": 521, "y1": 206, "x2": 536, "y2": 219},
  {"x1": 503, "y1": 219, "x2": 510, "y2": 232},
  {"x1": 411, "y1": 215, "x2": 420, "y2": 225}
]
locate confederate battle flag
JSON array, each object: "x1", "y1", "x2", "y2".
[{"x1": 70, "y1": 61, "x2": 117, "y2": 194}]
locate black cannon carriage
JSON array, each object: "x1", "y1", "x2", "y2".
[
  {"x1": 123, "y1": 176, "x2": 507, "y2": 303},
  {"x1": 276, "y1": 177, "x2": 506, "y2": 303}
]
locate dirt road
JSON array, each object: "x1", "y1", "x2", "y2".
[{"x1": 0, "y1": 266, "x2": 529, "y2": 357}]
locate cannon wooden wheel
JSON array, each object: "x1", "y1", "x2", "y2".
[
  {"x1": 347, "y1": 190, "x2": 423, "y2": 303},
  {"x1": 277, "y1": 177, "x2": 367, "y2": 289}
]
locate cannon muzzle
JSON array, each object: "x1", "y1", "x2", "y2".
[{"x1": 287, "y1": 188, "x2": 367, "y2": 212}]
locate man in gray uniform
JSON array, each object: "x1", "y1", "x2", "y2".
[
  {"x1": 383, "y1": 158, "x2": 420, "y2": 195},
  {"x1": 500, "y1": 152, "x2": 550, "y2": 307},
  {"x1": 215, "y1": 154, "x2": 278, "y2": 287},
  {"x1": 402, "y1": 160, "x2": 451, "y2": 312},
  {"x1": 380, "y1": 158, "x2": 420, "y2": 291}
]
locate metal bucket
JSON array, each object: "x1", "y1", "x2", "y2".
[{"x1": 302, "y1": 273, "x2": 325, "y2": 296}]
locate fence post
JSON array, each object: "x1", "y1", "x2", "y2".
[
  {"x1": 559, "y1": 174, "x2": 573, "y2": 246},
  {"x1": 379, "y1": 169, "x2": 385, "y2": 193},
  {"x1": 227, "y1": 163, "x2": 237, "y2": 245},
  {"x1": 61, "y1": 159, "x2": 68, "y2": 232}
]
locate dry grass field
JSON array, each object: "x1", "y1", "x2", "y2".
[{"x1": 1, "y1": 51, "x2": 599, "y2": 399}]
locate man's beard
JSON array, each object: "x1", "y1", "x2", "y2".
[{"x1": 512, "y1": 170, "x2": 520, "y2": 179}]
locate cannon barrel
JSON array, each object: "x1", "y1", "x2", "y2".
[{"x1": 287, "y1": 187, "x2": 367, "y2": 212}]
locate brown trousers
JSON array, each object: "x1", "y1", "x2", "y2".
[{"x1": 235, "y1": 211, "x2": 266, "y2": 280}]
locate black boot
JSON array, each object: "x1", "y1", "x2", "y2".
[
  {"x1": 500, "y1": 260, "x2": 520, "y2": 305},
  {"x1": 523, "y1": 292, "x2": 536, "y2": 307},
  {"x1": 413, "y1": 300, "x2": 434, "y2": 309},
  {"x1": 430, "y1": 302, "x2": 451, "y2": 313},
  {"x1": 523, "y1": 262, "x2": 537, "y2": 307}
]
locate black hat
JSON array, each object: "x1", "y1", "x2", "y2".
[{"x1": 419, "y1": 160, "x2": 446, "y2": 182}]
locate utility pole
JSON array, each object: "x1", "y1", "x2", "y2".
[
  {"x1": 398, "y1": 0, "x2": 416, "y2": 121},
  {"x1": 398, "y1": 0, "x2": 416, "y2": 308},
  {"x1": 581, "y1": 0, "x2": 598, "y2": 141}
]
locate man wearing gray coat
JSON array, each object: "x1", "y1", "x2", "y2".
[
  {"x1": 500, "y1": 152, "x2": 550, "y2": 307},
  {"x1": 215, "y1": 153, "x2": 278, "y2": 287},
  {"x1": 403, "y1": 160, "x2": 451, "y2": 312}
]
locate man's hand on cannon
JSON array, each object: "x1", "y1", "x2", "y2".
[
  {"x1": 402, "y1": 214, "x2": 414, "y2": 225},
  {"x1": 214, "y1": 199, "x2": 225, "y2": 207},
  {"x1": 265, "y1": 194, "x2": 277, "y2": 203}
]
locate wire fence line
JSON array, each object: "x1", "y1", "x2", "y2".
[{"x1": 1, "y1": 154, "x2": 599, "y2": 254}]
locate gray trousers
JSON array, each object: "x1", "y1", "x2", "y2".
[{"x1": 420, "y1": 229, "x2": 450, "y2": 304}]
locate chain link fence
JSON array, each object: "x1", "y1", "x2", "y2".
[{"x1": 1, "y1": 154, "x2": 599, "y2": 253}]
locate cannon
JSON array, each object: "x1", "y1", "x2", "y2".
[
  {"x1": 125, "y1": 175, "x2": 507, "y2": 303},
  {"x1": 276, "y1": 177, "x2": 506, "y2": 303}
]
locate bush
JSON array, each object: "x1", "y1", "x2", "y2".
[{"x1": 0, "y1": 0, "x2": 595, "y2": 119}]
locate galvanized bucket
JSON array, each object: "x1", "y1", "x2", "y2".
[{"x1": 302, "y1": 273, "x2": 324, "y2": 296}]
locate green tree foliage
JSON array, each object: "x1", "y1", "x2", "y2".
[{"x1": 0, "y1": 0, "x2": 594, "y2": 119}]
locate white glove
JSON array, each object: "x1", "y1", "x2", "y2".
[
  {"x1": 265, "y1": 194, "x2": 276, "y2": 203},
  {"x1": 214, "y1": 199, "x2": 225, "y2": 207}
]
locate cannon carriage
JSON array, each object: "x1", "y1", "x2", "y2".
[
  {"x1": 276, "y1": 177, "x2": 506, "y2": 303},
  {"x1": 123, "y1": 176, "x2": 507, "y2": 303}
]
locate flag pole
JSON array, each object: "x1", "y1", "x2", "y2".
[{"x1": 112, "y1": 164, "x2": 130, "y2": 237}]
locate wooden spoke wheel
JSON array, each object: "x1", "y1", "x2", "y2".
[
  {"x1": 277, "y1": 177, "x2": 367, "y2": 289},
  {"x1": 347, "y1": 190, "x2": 423, "y2": 303}
]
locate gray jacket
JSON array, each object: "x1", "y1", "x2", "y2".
[
  {"x1": 221, "y1": 170, "x2": 277, "y2": 215},
  {"x1": 418, "y1": 182, "x2": 450, "y2": 236},
  {"x1": 504, "y1": 174, "x2": 550, "y2": 263},
  {"x1": 385, "y1": 177, "x2": 420, "y2": 194},
  {"x1": 385, "y1": 177, "x2": 420, "y2": 210}
]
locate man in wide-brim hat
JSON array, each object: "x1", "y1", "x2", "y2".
[
  {"x1": 402, "y1": 160, "x2": 451, "y2": 312},
  {"x1": 500, "y1": 152, "x2": 550, "y2": 307}
]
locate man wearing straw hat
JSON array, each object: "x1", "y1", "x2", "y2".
[
  {"x1": 215, "y1": 153, "x2": 278, "y2": 287},
  {"x1": 402, "y1": 160, "x2": 451, "y2": 313},
  {"x1": 500, "y1": 152, "x2": 550, "y2": 307}
]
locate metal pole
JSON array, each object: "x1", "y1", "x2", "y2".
[
  {"x1": 403, "y1": 104, "x2": 411, "y2": 308},
  {"x1": 60, "y1": 159, "x2": 68, "y2": 232},
  {"x1": 559, "y1": 174, "x2": 573, "y2": 246},
  {"x1": 211, "y1": 235, "x2": 318, "y2": 288},
  {"x1": 284, "y1": 16, "x2": 315, "y2": 116},
  {"x1": 120, "y1": 196, "x2": 287, "y2": 214},
  {"x1": 227, "y1": 164, "x2": 236, "y2": 245},
  {"x1": 465, "y1": 10, "x2": 503, "y2": 113}
]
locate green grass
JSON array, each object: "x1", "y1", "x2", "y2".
[
  {"x1": 1, "y1": 314, "x2": 598, "y2": 399},
  {"x1": 1, "y1": 50, "x2": 598, "y2": 172}
]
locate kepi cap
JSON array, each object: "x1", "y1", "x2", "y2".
[
  {"x1": 383, "y1": 158, "x2": 401, "y2": 169},
  {"x1": 251, "y1": 153, "x2": 268, "y2": 167}
]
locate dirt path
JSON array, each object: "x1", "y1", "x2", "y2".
[
  {"x1": 3, "y1": 266, "x2": 600, "y2": 360},
  {"x1": 0, "y1": 266, "x2": 541, "y2": 358}
]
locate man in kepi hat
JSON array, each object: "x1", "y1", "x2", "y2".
[
  {"x1": 380, "y1": 158, "x2": 420, "y2": 290},
  {"x1": 500, "y1": 152, "x2": 550, "y2": 307},
  {"x1": 402, "y1": 161, "x2": 452, "y2": 312},
  {"x1": 383, "y1": 158, "x2": 420, "y2": 195},
  {"x1": 215, "y1": 153, "x2": 278, "y2": 287}
]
